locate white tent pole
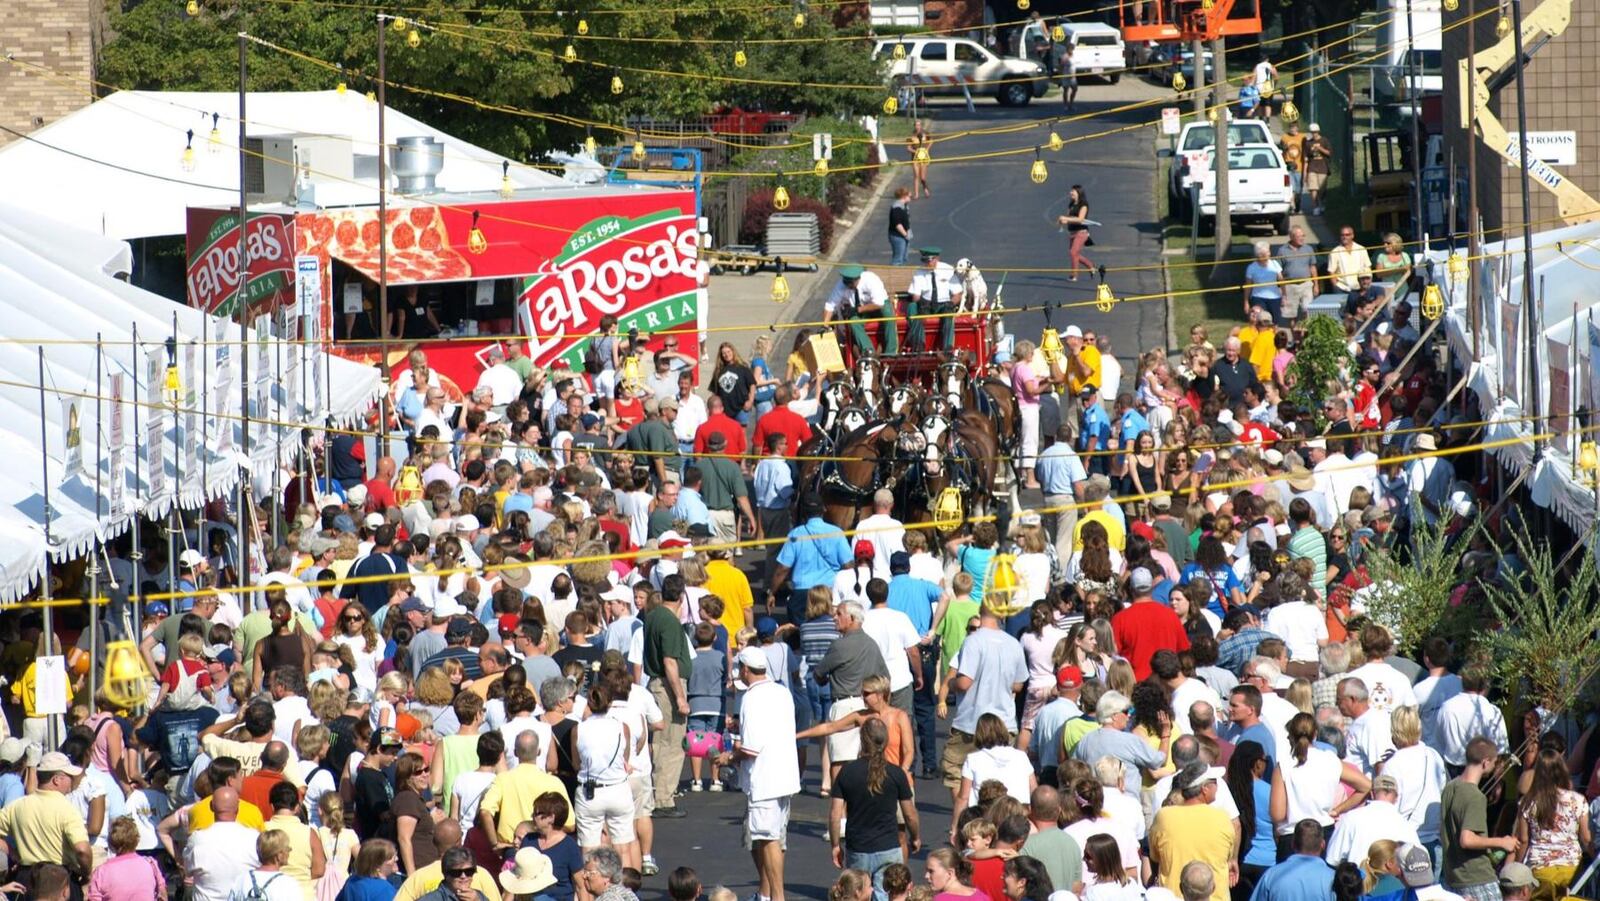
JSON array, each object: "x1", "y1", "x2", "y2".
[
  {"x1": 37, "y1": 347, "x2": 59, "y2": 751},
  {"x1": 129, "y1": 321, "x2": 144, "y2": 637},
  {"x1": 89, "y1": 335, "x2": 102, "y2": 717}
]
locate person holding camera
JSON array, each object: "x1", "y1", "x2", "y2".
[{"x1": 574, "y1": 683, "x2": 640, "y2": 873}]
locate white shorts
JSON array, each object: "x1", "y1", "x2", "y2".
[
  {"x1": 576, "y1": 781, "x2": 636, "y2": 847},
  {"x1": 629, "y1": 771, "x2": 656, "y2": 816},
  {"x1": 827, "y1": 696, "x2": 869, "y2": 762},
  {"x1": 744, "y1": 796, "x2": 791, "y2": 848}
]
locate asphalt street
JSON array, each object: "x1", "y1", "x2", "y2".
[{"x1": 648, "y1": 81, "x2": 1173, "y2": 901}]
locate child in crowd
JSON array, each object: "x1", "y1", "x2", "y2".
[{"x1": 687, "y1": 622, "x2": 727, "y2": 792}]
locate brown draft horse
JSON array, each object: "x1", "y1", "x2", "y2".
[
  {"x1": 935, "y1": 358, "x2": 1021, "y2": 481},
  {"x1": 796, "y1": 418, "x2": 903, "y2": 529},
  {"x1": 894, "y1": 411, "x2": 999, "y2": 531}
]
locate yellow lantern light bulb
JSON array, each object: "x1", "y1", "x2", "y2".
[
  {"x1": 564, "y1": 44, "x2": 578, "y2": 63},
  {"x1": 632, "y1": 134, "x2": 647, "y2": 161},
  {"x1": 336, "y1": 81, "x2": 347, "y2": 94},
  {"x1": 1052, "y1": 24, "x2": 1066, "y2": 41},
  {"x1": 984, "y1": 553, "x2": 1027, "y2": 617},
  {"x1": 1040, "y1": 327, "x2": 1062, "y2": 363},
  {"x1": 1201, "y1": 0, "x2": 1214, "y2": 10},
  {"x1": 584, "y1": 134, "x2": 598, "y2": 157},
  {"x1": 814, "y1": 158, "x2": 829, "y2": 176},
  {"x1": 103, "y1": 640, "x2": 154, "y2": 711},
  {"x1": 1496, "y1": 13, "x2": 1511, "y2": 36},
  {"x1": 392, "y1": 15, "x2": 407, "y2": 32},
  {"x1": 1207, "y1": 107, "x2": 1219, "y2": 123},
  {"x1": 186, "y1": 0, "x2": 200, "y2": 15},
  {"x1": 467, "y1": 211, "x2": 488, "y2": 255},
  {"x1": 773, "y1": 186, "x2": 791, "y2": 210},
  {"x1": 1172, "y1": 71, "x2": 1187, "y2": 92},
  {"x1": 164, "y1": 364, "x2": 181, "y2": 400},
  {"x1": 735, "y1": 49, "x2": 748, "y2": 68},
  {"x1": 1443, "y1": 0, "x2": 1458, "y2": 9},
  {"x1": 1281, "y1": 100, "x2": 1300, "y2": 121},
  {"x1": 181, "y1": 129, "x2": 196, "y2": 172},
  {"x1": 407, "y1": 28, "x2": 421, "y2": 48},
  {"x1": 1095, "y1": 282, "x2": 1116, "y2": 312},
  {"x1": 771, "y1": 271, "x2": 791, "y2": 303},
  {"x1": 1047, "y1": 130, "x2": 1064, "y2": 152},
  {"x1": 577, "y1": 18, "x2": 589, "y2": 35},
  {"x1": 500, "y1": 161, "x2": 515, "y2": 199},
  {"x1": 1017, "y1": 0, "x2": 1031, "y2": 9},
  {"x1": 611, "y1": 74, "x2": 625, "y2": 95},
  {"x1": 933, "y1": 486, "x2": 963, "y2": 529},
  {"x1": 208, "y1": 113, "x2": 222, "y2": 153},
  {"x1": 794, "y1": 12, "x2": 806, "y2": 27},
  {"x1": 365, "y1": 90, "x2": 377, "y2": 102},
  {"x1": 621, "y1": 353, "x2": 642, "y2": 389},
  {"x1": 1030, "y1": 156, "x2": 1048, "y2": 185},
  {"x1": 1421, "y1": 283, "x2": 1444, "y2": 320},
  {"x1": 893, "y1": 42, "x2": 907, "y2": 60},
  {"x1": 1448, "y1": 252, "x2": 1468, "y2": 279},
  {"x1": 883, "y1": 95, "x2": 899, "y2": 115},
  {"x1": 1580, "y1": 441, "x2": 1600, "y2": 480}
]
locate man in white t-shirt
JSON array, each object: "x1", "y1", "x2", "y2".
[
  {"x1": 1434, "y1": 665, "x2": 1507, "y2": 767},
  {"x1": 1345, "y1": 624, "x2": 1417, "y2": 713},
  {"x1": 1339, "y1": 678, "x2": 1395, "y2": 778},
  {"x1": 1264, "y1": 587, "x2": 1329, "y2": 672},
  {"x1": 718, "y1": 647, "x2": 799, "y2": 901},
  {"x1": 1153, "y1": 650, "x2": 1221, "y2": 737},
  {"x1": 854, "y1": 490, "x2": 905, "y2": 579},
  {"x1": 1325, "y1": 774, "x2": 1419, "y2": 864},
  {"x1": 862, "y1": 579, "x2": 924, "y2": 718}
]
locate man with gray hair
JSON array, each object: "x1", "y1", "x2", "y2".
[
  {"x1": 1180, "y1": 860, "x2": 1217, "y2": 901},
  {"x1": 1312, "y1": 641, "x2": 1350, "y2": 711},
  {"x1": 1241, "y1": 657, "x2": 1299, "y2": 756},
  {"x1": 814, "y1": 601, "x2": 890, "y2": 775},
  {"x1": 1073, "y1": 690, "x2": 1169, "y2": 803},
  {"x1": 580, "y1": 846, "x2": 639, "y2": 901},
  {"x1": 855, "y1": 489, "x2": 905, "y2": 577},
  {"x1": 1338, "y1": 676, "x2": 1394, "y2": 778},
  {"x1": 1325, "y1": 773, "x2": 1420, "y2": 864}
]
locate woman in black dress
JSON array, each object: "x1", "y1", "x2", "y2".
[{"x1": 1055, "y1": 184, "x2": 1095, "y2": 280}]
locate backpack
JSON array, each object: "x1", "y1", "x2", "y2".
[
  {"x1": 243, "y1": 871, "x2": 283, "y2": 901},
  {"x1": 583, "y1": 340, "x2": 604, "y2": 375},
  {"x1": 163, "y1": 660, "x2": 207, "y2": 711}
]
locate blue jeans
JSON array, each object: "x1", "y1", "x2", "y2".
[
  {"x1": 846, "y1": 847, "x2": 905, "y2": 899},
  {"x1": 755, "y1": 399, "x2": 775, "y2": 420},
  {"x1": 912, "y1": 648, "x2": 938, "y2": 773},
  {"x1": 889, "y1": 234, "x2": 909, "y2": 267},
  {"x1": 805, "y1": 677, "x2": 833, "y2": 724}
]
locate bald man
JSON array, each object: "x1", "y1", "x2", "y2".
[
  {"x1": 464, "y1": 643, "x2": 511, "y2": 699},
  {"x1": 393, "y1": 818, "x2": 503, "y2": 901},
  {"x1": 1021, "y1": 785, "x2": 1084, "y2": 893},
  {"x1": 365, "y1": 456, "x2": 398, "y2": 512},
  {"x1": 182, "y1": 786, "x2": 260, "y2": 901}
]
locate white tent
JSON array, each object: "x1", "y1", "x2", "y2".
[
  {"x1": 0, "y1": 90, "x2": 566, "y2": 240},
  {"x1": 1437, "y1": 220, "x2": 1600, "y2": 535},
  {"x1": 0, "y1": 204, "x2": 382, "y2": 601}
]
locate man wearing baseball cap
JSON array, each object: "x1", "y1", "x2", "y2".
[
  {"x1": 0, "y1": 751, "x2": 91, "y2": 884},
  {"x1": 715, "y1": 645, "x2": 799, "y2": 901},
  {"x1": 1498, "y1": 861, "x2": 1537, "y2": 901},
  {"x1": 1325, "y1": 772, "x2": 1420, "y2": 864},
  {"x1": 1026, "y1": 665, "x2": 1085, "y2": 786},
  {"x1": 1149, "y1": 760, "x2": 1239, "y2": 901}
]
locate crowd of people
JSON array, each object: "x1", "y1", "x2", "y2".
[{"x1": 0, "y1": 224, "x2": 1583, "y2": 901}]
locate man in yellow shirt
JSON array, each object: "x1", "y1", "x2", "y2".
[
  {"x1": 395, "y1": 822, "x2": 504, "y2": 901},
  {"x1": 477, "y1": 730, "x2": 574, "y2": 845},
  {"x1": 1062, "y1": 325, "x2": 1102, "y2": 396},
  {"x1": 1070, "y1": 476, "x2": 1127, "y2": 551},
  {"x1": 704, "y1": 547, "x2": 755, "y2": 641},
  {"x1": 1238, "y1": 308, "x2": 1278, "y2": 382},
  {"x1": 1149, "y1": 762, "x2": 1236, "y2": 901},
  {"x1": 0, "y1": 751, "x2": 92, "y2": 880}
]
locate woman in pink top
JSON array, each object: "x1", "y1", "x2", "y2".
[
  {"x1": 1010, "y1": 340, "x2": 1044, "y2": 489},
  {"x1": 927, "y1": 848, "x2": 991, "y2": 901},
  {"x1": 87, "y1": 816, "x2": 166, "y2": 901},
  {"x1": 82, "y1": 704, "x2": 129, "y2": 791}
]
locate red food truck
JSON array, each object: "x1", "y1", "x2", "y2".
[{"x1": 185, "y1": 185, "x2": 705, "y2": 407}]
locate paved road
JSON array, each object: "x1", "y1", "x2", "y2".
[
  {"x1": 649, "y1": 82, "x2": 1174, "y2": 901},
  {"x1": 812, "y1": 78, "x2": 1173, "y2": 366}
]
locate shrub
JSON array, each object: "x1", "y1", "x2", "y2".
[{"x1": 740, "y1": 189, "x2": 835, "y2": 254}]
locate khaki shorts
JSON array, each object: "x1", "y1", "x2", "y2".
[
  {"x1": 828, "y1": 696, "x2": 868, "y2": 761},
  {"x1": 744, "y1": 796, "x2": 791, "y2": 848},
  {"x1": 1282, "y1": 281, "x2": 1314, "y2": 319},
  {"x1": 941, "y1": 728, "x2": 977, "y2": 790},
  {"x1": 1304, "y1": 170, "x2": 1328, "y2": 192},
  {"x1": 629, "y1": 770, "x2": 656, "y2": 816}
]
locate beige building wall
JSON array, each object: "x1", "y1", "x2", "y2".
[{"x1": 0, "y1": 0, "x2": 104, "y2": 146}]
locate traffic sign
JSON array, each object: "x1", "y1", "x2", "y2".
[
  {"x1": 1161, "y1": 107, "x2": 1181, "y2": 136},
  {"x1": 813, "y1": 132, "x2": 834, "y2": 161}
]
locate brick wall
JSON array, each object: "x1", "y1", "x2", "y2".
[
  {"x1": 1441, "y1": 0, "x2": 1600, "y2": 233},
  {"x1": 0, "y1": 0, "x2": 104, "y2": 146}
]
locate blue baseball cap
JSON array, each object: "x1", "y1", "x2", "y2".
[{"x1": 755, "y1": 616, "x2": 779, "y2": 638}]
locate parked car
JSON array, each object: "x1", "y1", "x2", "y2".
[
  {"x1": 1016, "y1": 20, "x2": 1127, "y2": 83},
  {"x1": 1196, "y1": 143, "x2": 1295, "y2": 236},
  {"x1": 1144, "y1": 46, "x2": 1215, "y2": 86},
  {"x1": 872, "y1": 37, "x2": 1049, "y2": 106},
  {"x1": 1162, "y1": 119, "x2": 1276, "y2": 212}
]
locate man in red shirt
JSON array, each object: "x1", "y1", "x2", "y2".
[
  {"x1": 753, "y1": 384, "x2": 813, "y2": 459},
  {"x1": 694, "y1": 395, "x2": 748, "y2": 459},
  {"x1": 1111, "y1": 568, "x2": 1191, "y2": 680},
  {"x1": 364, "y1": 455, "x2": 397, "y2": 512}
]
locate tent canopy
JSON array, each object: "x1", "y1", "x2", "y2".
[
  {"x1": 0, "y1": 203, "x2": 382, "y2": 601},
  {"x1": 0, "y1": 90, "x2": 566, "y2": 240}
]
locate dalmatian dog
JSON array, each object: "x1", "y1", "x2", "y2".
[{"x1": 953, "y1": 258, "x2": 990, "y2": 313}]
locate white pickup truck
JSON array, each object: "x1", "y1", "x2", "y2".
[
  {"x1": 1196, "y1": 143, "x2": 1295, "y2": 236},
  {"x1": 1164, "y1": 119, "x2": 1275, "y2": 213}
]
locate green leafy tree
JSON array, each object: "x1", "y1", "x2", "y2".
[
  {"x1": 1286, "y1": 314, "x2": 1354, "y2": 429},
  {"x1": 1360, "y1": 510, "x2": 1477, "y2": 654},
  {"x1": 1485, "y1": 528, "x2": 1600, "y2": 712}
]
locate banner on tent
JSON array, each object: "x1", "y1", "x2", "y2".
[
  {"x1": 108, "y1": 373, "x2": 125, "y2": 519},
  {"x1": 255, "y1": 315, "x2": 271, "y2": 445},
  {"x1": 183, "y1": 341, "x2": 200, "y2": 492},
  {"x1": 213, "y1": 316, "x2": 232, "y2": 454},
  {"x1": 1550, "y1": 338, "x2": 1570, "y2": 450},
  {"x1": 146, "y1": 349, "x2": 166, "y2": 501},
  {"x1": 1589, "y1": 314, "x2": 1600, "y2": 425},
  {"x1": 1501, "y1": 259, "x2": 1521, "y2": 408},
  {"x1": 61, "y1": 395, "x2": 83, "y2": 482}
]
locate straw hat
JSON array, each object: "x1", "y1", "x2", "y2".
[{"x1": 500, "y1": 847, "x2": 558, "y2": 896}]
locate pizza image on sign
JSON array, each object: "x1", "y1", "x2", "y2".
[{"x1": 297, "y1": 206, "x2": 473, "y2": 284}]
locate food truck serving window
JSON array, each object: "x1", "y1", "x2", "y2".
[{"x1": 332, "y1": 259, "x2": 518, "y2": 342}]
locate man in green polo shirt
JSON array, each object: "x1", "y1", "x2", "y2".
[
  {"x1": 644, "y1": 575, "x2": 693, "y2": 817},
  {"x1": 698, "y1": 432, "x2": 755, "y2": 552},
  {"x1": 625, "y1": 397, "x2": 679, "y2": 488}
]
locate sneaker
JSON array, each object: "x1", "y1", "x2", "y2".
[
  {"x1": 710, "y1": 782, "x2": 724, "y2": 792},
  {"x1": 654, "y1": 806, "x2": 687, "y2": 819},
  {"x1": 642, "y1": 856, "x2": 660, "y2": 876},
  {"x1": 690, "y1": 782, "x2": 704, "y2": 792}
]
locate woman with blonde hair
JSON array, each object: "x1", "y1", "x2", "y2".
[
  {"x1": 750, "y1": 334, "x2": 780, "y2": 419},
  {"x1": 1360, "y1": 839, "x2": 1406, "y2": 898},
  {"x1": 1285, "y1": 678, "x2": 1313, "y2": 714},
  {"x1": 1011, "y1": 338, "x2": 1044, "y2": 488},
  {"x1": 1011, "y1": 524, "x2": 1055, "y2": 607},
  {"x1": 1104, "y1": 659, "x2": 1136, "y2": 700},
  {"x1": 412, "y1": 667, "x2": 459, "y2": 734},
  {"x1": 1384, "y1": 705, "x2": 1446, "y2": 851}
]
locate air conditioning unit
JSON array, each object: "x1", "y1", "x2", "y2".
[{"x1": 244, "y1": 135, "x2": 355, "y2": 203}]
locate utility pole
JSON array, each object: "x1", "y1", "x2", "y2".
[
  {"x1": 1212, "y1": 37, "x2": 1232, "y2": 261},
  {"x1": 1191, "y1": 38, "x2": 1207, "y2": 117},
  {"x1": 1510, "y1": 0, "x2": 1540, "y2": 459},
  {"x1": 235, "y1": 32, "x2": 251, "y2": 585},
  {"x1": 1406, "y1": 0, "x2": 1425, "y2": 237},
  {"x1": 1464, "y1": 0, "x2": 1479, "y2": 346}
]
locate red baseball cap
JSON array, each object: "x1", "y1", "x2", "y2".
[
  {"x1": 498, "y1": 613, "x2": 521, "y2": 637},
  {"x1": 854, "y1": 540, "x2": 875, "y2": 560},
  {"x1": 1130, "y1": 521, "x2": 1156, "y2": 542},
  {"x1": 1056, "y1": 665, "x2": 1084, "y2": 689}
]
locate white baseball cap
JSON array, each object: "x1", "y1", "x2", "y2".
[
  {"x1": 736, "y1": 646, "x2": 769, "y2": 671},
  {"x1": 1063, "y1": 325, "x2": 1083, "y2": 338}
]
